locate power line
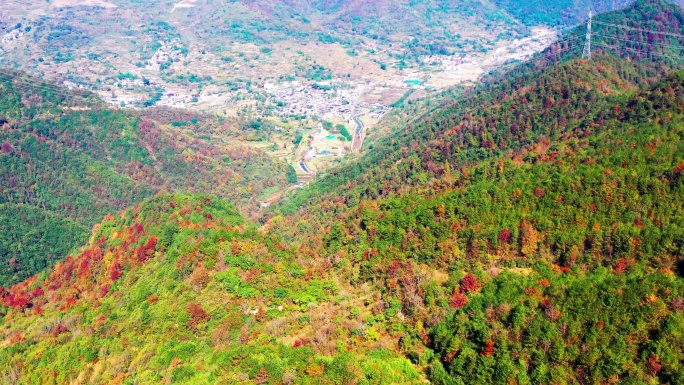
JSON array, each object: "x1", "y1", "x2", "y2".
[
  {"x1": 593, "y1": 42, "x2": 684, "y2": 61},
  {"x1": 0, "y1": 84, "x2": 86, "y2": 105},
  {"x1": 592, "y1": 20, "x2": 684, "y2": 40},
  {"x1": 570, "y1": 16, "x2": 684, "y2": 62},
  {"x1": 0, "y1": 84, "x2": 80, "y2": 102},
  {"x1": 552, "y1": 34, "x2": 586, "y2": 45},
  {"x1": 555, "y1": 23, "x2": 585, "y2": 35},
  {"x1": 0, "y1": 82, "x2": 100, "y2": 111},
  {"x1": 594, "y1": 43, "x2": 684, "y2": 60},
  {"x1": 539, "y1": 45, "x2": 582, "y2": 56},
  {"x1": 488, "y1": 45, "x2": 581, "y2": 74},
  {"x1": 593, "y1": 31, "x2": 684, "y2": 49},
  {"x1": 0, "y1": 72, "x2": 94, "y2": 101},
  {"x1": 0, "y1": 80, "x2": 83, "y2": 97},
  {"x1": 0, "y1": 72, "x2": 87, "y2": 93}
]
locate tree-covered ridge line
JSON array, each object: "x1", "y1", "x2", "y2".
[
  {"x1": 334, "y1": 68, "x2": 684, "y2": 275},
  {"x1": 537, "y1": 0, "x2": 684, "y2": 67},
  {"x1": 0, "y1": 194, "x2": 423, "y2": 384},
  {"x1": 0, "y1": 1, "x2": 682, "y2": 384},
  {"x1": 0, "y1": 70, "x2": 292, "y2": 285},
  {"x1": 253, "y1": 4, "x2": 684, "y2": 382},
  {"x1": 269, "y1": 0, "x2": 684, "y2": 231},
  {"x1": 304, "y1": 67, "x2": 684, "y2": 384}
]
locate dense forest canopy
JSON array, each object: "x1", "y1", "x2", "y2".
[
  {"x1": 0, "y1": 0, "x2": 683, "y2": 384},
  {"x1": 0, "y1": 70, "x2": 291, "y2": 285},
  {"x1": 271, "y1": 0, "x2": 684, "y2": 225}
]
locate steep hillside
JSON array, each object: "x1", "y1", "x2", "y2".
[
  {"x1": 293, "y1": 61, "x2": 684, "y2": 384},
  {"x1": 0, "y1": 2, "x2": 683, "y2": 385},
  {"x1": 0, "y1": 194, "x2": 421, "y2": 384},
  {"x1": 0, "y1": 70, "x2": 291, "y2": 285},
  {"x1": 543, "y1": 0, "x2": 684, "y2": 65},
  {"x1": 257, "y1": 3, "x2": 684, "y2": 382},
  {"x1": 492, "y1": 0, "x2": 634, "y2": 26},
  {"x1": 272, "y1": 0, "x2": 684, "y2": 224},
  {"x1": 1, "y1": 67, "x2": 683, "y2": 383}
]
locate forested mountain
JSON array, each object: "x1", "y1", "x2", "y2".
[
  {"x1": 2, "y1": 62, "x2": 683, "y2": 383},
  {"x1": 0, "y1": 194, "x2": 422, "y2": 384},
  {"x1": 272, "y1": 0, "x2": 684, "y2": 225},
  {"x1": 0, "y1": 71, "x2": 291, "y2": 285},
  {"x1": 0, "y1": 1, "x2": 683, "y2": 384},
  {"x1": 492, "y1": 0, "x2": 632, "y2": 26},
  {"x1": 544, "y1": 0, "x2": 684, "y2": 65}
]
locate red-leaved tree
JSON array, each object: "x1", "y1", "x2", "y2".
[{"x1": 461, "y1": 273, "x2": 479, "y2": 293}]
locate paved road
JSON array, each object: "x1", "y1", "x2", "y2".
[
  {"x1": 299, "y1": 161, "x2": 312, "y2": 174},
  {"x1": 351, "y1": 118, "x2": 364, "y2": 151},
  {"x1": 354, "y1": 119, "x2": 362, "y2": 136}
]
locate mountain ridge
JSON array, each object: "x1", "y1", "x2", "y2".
[
  {"x1": 0, "y1": 70, "x2": 292, "y2": 285},
  {"x1": 0, "y1": 1, "x2": 683, "y2": 384}
]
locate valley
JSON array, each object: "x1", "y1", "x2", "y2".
[
  {"x1": 0, "y1": 0, "x2": 565, "y2": 178},
  {"x1": 0, "y1": 1, "x2": 684, "y2": 384}
]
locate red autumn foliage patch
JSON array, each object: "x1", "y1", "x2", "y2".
[
  {"x1": 460, "y1": 273, "x2": 479, "y2": 293},
  {"x1": 108, "y1": 260, "x2": 122, "y2": 281},
  {"x1": 135, "y1": 237, "x2": 158, "y2": 263},
  {"x1": 498, "y1": 228, "x2": 511, "y2": 244},
  {"x1": 51, "y1": 323, "x2": 69, "y2": 337},
  {"x1": 6, "y1": 291, "x2": 30, "y2": 309},
  {"x1": 99, "y1": 284, "x2": 111, "y2": 298},
  {"x1": 61, "y1": 296, "x2": 77, "y2": 311},
  {"x1": 674, "y1": 160, "x2": 684, "y2": 175},
  {"x1": 31, "y1": 286, "x2": 44, "y2": 298},
  {"x1": 449, "y1": 290, "x2": 468, "y2": 309},
  {"x1": 481, "y1": 340, "x2": 495, "y2": 357},
  {"x1": 648, "y1": 354, "x2": 662, "y2": 376},
  {"x1": 293, "y1": 338, "x2": 311, "y2": 348},
  {"x1": 187, "y1": 302, "x2": 210, "y2": 329},
  {"x1": 614, "y1": 257, "x2": 630, "y2": 274}
]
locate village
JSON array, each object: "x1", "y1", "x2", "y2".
[
  {"x1": 95, "y1": 77, "x2": 392, "y2": 122},
  {"x1": 87, "y1": 26, "x2": 560, "y2": 186},
  {"x1": 0, "y1": 18, "x2": 562, "y2": 186},
  {"x1": 263, "y1": 81, "x2": 390, "y2": 121}
]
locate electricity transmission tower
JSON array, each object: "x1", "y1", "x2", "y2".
[{"x1": 583, "y1": 11, "x2": 593, "y2": 60}]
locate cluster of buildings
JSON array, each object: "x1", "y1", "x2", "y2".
[
  {"x1": 264, "y1": 81, "x2": 358, "y2": 120},
  {"x1": 263, "y1": 81, "x2": 391, "y2": 121},
  {"x1": 421, "y1": 54, "x2": 474, "y2": 70},
  {"x1": 94, "y1": 75, "x2": 394, "y2": 122},
  {"x1": 358, "y1": 102, "x2": 391, "y2": 119},
  {"x1": 154, "y1": 90, "x2": 239, "y2": 109},
  {"x1": 96, "y1": 77, "x2": 235, "y2": 110}
]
